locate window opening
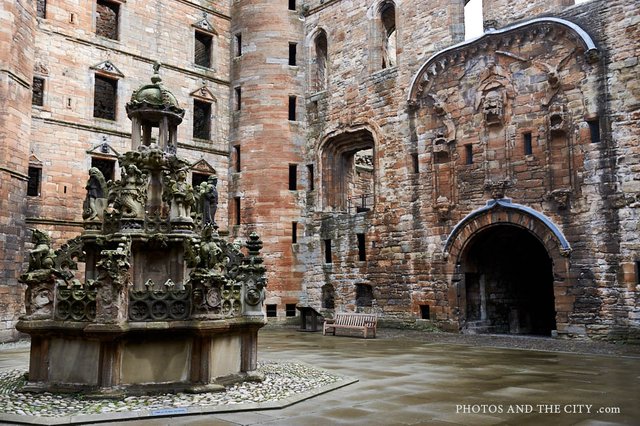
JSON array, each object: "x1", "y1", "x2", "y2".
[
  {"x1": 27, "y1": 167, "x2": 42, "y2": 197},
  {"x1": 322, "y1": 284, "x2": 335, "y2": 309},
  {"x1": 289, "y1": 43, "x2": 297, "y2": 66},
  {"x1": 523, "y1": 133, "x2": 533, "y2": 155},
  {"x1": 588, "y1": 119, "x2": 600, "y2": 143},
  {"x1": 292, "y1": 222, "x2": 298, "y2": 244},
  {"x1": 380, "y1": 2, "x2": 397, "y2": 69},
  {"x1": 235, "y1": 87, "x2": 242, "y2": 111},
  {"x1": 357, "y1": 233, "x2": 366, "y2": 261},
  {"x1": 91, "y1": 157, "x2": 116, "y2": 181},
  {"x1": 307, "y1": 164, "x2": 314, "y2": 191},
  {"x1": 234, "y1": 145, "x2": 241, "y2": 172},
  {"x1": 355, "y1": 284, "x2": 373, "y2": 307},
  {"x1": 285, "y1": 304, "x2": 296, "y2": 317},
  {"x1": 411, "y1": 153, "x2": 419, "y2": 173},
  {"x1": 93, "y1": 74, "x2": 117, "y2": 120},
  {"x1": 235, "y1": 33, "x2": 242, "y2": 57},
  {"x1": 32, "y1": 77, "x2": 44, "y2": 106},
  {"x1": 96, "y1": 0, "x2": 119, "y2": 40},
  {"x1": 194, "y1": 31, "x2": 212, "y2": 68},
  {"x1": 192, "y1": 172, "x2": 209, "y2": 188},
  {"x1": 37, "y1": 0, "x2": 46, "y2": 19},
  {"x1": 288, "y1": 0, "x2": 296, "y2": 11},
  {"x1": 420, "y1": 305, "x2": 430, "y2": 319},
  {"x1": 289, "y1": 164, "x2": 297, "y2": 190},
  {"x1": 324, "y1": 239, "x2": 332, "y2": 264},
  {"x1": 465, "y1": 144, "x2": 473, "y2": 165},
  {"x1": 464, "y1": 0, "x2": 483, "y2": 40},
  {"x1": 636, "y1": 261, "x2": 640, "y2": 285},
  {"x1": 193, "y1": 100, "x2": 211, "y2": 140},
  {"x1": 314, "y1": 31, "x2": 328, "y2": 92},
  {"x1": 266, "y1": 304, "x2": 277, "y2": 317},
  {"x1": 288, "y1": 96, "x2": 297, "y2": 121},
  {"x1": 234, "y1": 197, "x2": 241, "y2": 225}
]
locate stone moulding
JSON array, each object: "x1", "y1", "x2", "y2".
[
  {"x1": 407, "y1": 17, "x2": 600, "y2": 105},
  {"x1": 443, "y1": 198, "x2": 572, "y2": 259}
]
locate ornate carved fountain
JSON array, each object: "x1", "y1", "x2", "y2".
[{"x1": 16, "y1": 64, "x2": 267, "y2": 395}]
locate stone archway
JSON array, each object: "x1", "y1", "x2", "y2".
[{"x1": 444, "y1": 199, "x2": 573, "y2": 336}]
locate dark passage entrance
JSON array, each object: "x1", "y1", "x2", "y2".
[{"x1": 461, "y1": 226, "x2": 556, "y2": 336}]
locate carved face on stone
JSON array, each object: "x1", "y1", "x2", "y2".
[{"x1": 482, "y1": 90, "x2": 503, "y2": 126}]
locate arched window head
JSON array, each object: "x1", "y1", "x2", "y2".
[
  {"x1": 314, "y1": 31, "x2": 328, "y2": 91},
  {"x1": 380, "y1": 1, "x2": 397, "y2": 69}
]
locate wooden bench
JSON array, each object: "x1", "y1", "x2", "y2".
[{"x1": 323, "y1": 312, "x2": 377, "y2": 339}]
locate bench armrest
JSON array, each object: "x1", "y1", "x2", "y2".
[{"x1": 324, "y1": 319, "x2": 335, "y2": 324}]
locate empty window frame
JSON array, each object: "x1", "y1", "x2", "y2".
[
  {"x1": 588, "y1": 119, "x2": 601, "y2": 143},
  {"x1": 289, "y1": 164, "x2": 297, "y2": 190},
  {"x1": 420, "y1": 304, "x2": 430, "y2": 319},
  {"x1": 27, "y1": 166, "x2": 42, "y2": 197},
  {"x1": 464, "y1": 144, "x2": 473, "y2": 165},
  {"x1": 192, "y1": 172, "x2": 210, "y2": 188},
  {"x1": 285, "y1": 304, "x2": 296, "y2": 317},
  {"x1": 307, "y1": 164, "x2": 314, "y2": 191},
  {"x1": 322, "y1": 284, "x2": 335, "y2": 309},
  {"x1": 32, "y1": 77, "x2": 45, "y2": 106},
  {"x1": 288, "y1": 96, "x2": 297, "y2": 121},
  {"x1": 355, "y1": 284, "x2": 374, "y2": 307},
  {"x1": 234, "y1": 145, "x2": 241, "y2": 172},
  {"x1": 324, "y1": 239, "x2": 332, "y2": 264},
  {"x1": 234, "y1": 87, "x2": 242, "y2": 111},
  {"x1": 292, "y1": 221, "x2": 298, "y2": 244},
  {"x1": 357, "y1": 233, "x2": 366, "y2": 261},
  {"x1": 194, "y1": 31, "x2": 213, "y2": 68},
  {"x1": 313, "y1": 31, "x2": 328, "y2": 92},
  {"x1": 234, "y1": 33, "x2": 242, "y2": 57},
  {"x1": 411, "y1": 153, "x2": 419, "y2": 173},
  {"x1": 37, "y1": 0, "x2": 46, "y2": 19},
  {"x1": 464, "y1": 0, "x2": 483, "y2": 40},
  {"x1": 234, "y1": 196, "x2": 241, "y2": 225},
  {"x1": 193, "y1": 100, "x2": 212, "y2": 140},
  {"x1": 96, "y1": 0, "x2": 120, "y2": 40},
  {"x1": 523, "y1": 132, "x2": 533, "y2": 155},
  {"x1": 380, "y1": 1, "x2": 397, "y2": 69},
  {"x1": 266, "y1": 304, "x2": 277, "y2": 317},
  {"x1": 289, "y1": 43, "x2": 297, "y2": 66},
  {"x1": 288, "y1": 0, "x2": 296, "y2": 11},
  {"x1": 93, "y1": 74, "x2": 117, "y2": 120},
  {"x1": 91, "y1": 157, "x2": 116, "y2": 181}
]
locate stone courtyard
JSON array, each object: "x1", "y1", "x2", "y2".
[{"x1": 0, "y1": 327, "x2": 638, "y2": 425}]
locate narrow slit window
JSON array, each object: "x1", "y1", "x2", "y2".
[
  {"x1": 27, "y1": 167, "x2": 42, "y2": 197},
  {"x1": 411, "y1": 153, "x2": 419, "y2": 174},
  {"x1": 193, "y1": 100, "x2": 212, "y2": 140},
  {"x1": 588, "y1": 119, "x2": 601, "y2": 143},
  {"x1": 292, "y1": 222, "x2": 298, "y2": 244},
  {"x1": 32, "y1": 77, "x2": 44, "y2": 106},
  {"x1": 235, "y1": 87, "x2": 242, "y2": 111},
  {"x1": 234, "y1": 145, "x2": 241, "y2": 172},
  {"x1": 289, "y1": 164, "x2": 297, "y2": 190},
  {"x1": 288, "y1": 96, "x2": 296, "y2": 121},
  {"x1": 523, "y1": 132, "x2": 533, "y2": 155},
  {"x1": 636, "y1": 261, "x2": 640, "y2": 285},
  {"x1": 464, "y1": 144, "x2": 473, "y2": 165},
  {"x1": 234, "y1": 197, "x2": 241, "y2": 225},
  {"x1": 235, "y1": 33, "x2": 242, "y2": 57},
  {"x1": 285, "y1": 304, "x2": 296, "y2": 317},
  {"x1": 266, "y1": 304, "x2": 277, "y2": 317},
  {"x1": 93, "y1": 74, "x2": 117, "y2": 120},
  {"x1": 307, "y1": 164, "x2": 314, "y2": 191},
  {"x1": 37, "y1": 0, "x2": 46, "y2": 19},
  {"x1": 289, "y1": 43, "x2": 297, "y2": 66},
  {"x1": 96, "y1": 0, "x2": 119, "y2": 40},
  {"x1": 288, "y1": 0, "x2": 296, "y2": 11},
  {"x1": 357, "y1": 233, "x2": 366, "y2": 261},
  {"x1": 194, "y1": 31, "x2": 213, "y2": 68},
  {"x1": 324, "y1": 239, "x2": 332, "y2": 264}
]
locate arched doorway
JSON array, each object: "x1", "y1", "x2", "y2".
[{"x1": 460, "y1": 225, "x2": 556, "y2": 336}]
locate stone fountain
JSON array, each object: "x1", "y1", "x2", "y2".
[{"x1": 16, "y1": 64, "x2": 267, "y2": 395}]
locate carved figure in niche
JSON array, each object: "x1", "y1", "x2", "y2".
[
  {"x1": 27, "y1": 229, "x2": 55, "y2": 271},
  {"x1": 168, "y1": 169, "x2": 195, "y2": 221},
  {"x1": 484, "y1": 178, "x2": 512, "y2": 199},
  {"x1": 199, "y1": 227, "x2": 223, "y2": 271},
  {"x1": 114, "y1": 164, "x2": 147, "y2": 218},
  {"x1": 199, "y1": 175, "x2": 219, "y2": 226},
  {"x1": 435, "y1": 196, "x2": 453, "y2": 221},
  {"x1": 482, "y1": 90, "x2": 504, "y2": 126},
  {"x1": 83, "y1": 167, "x2": 108, "y2": 221},
  {"x1": 548, "y1": 102, "x2": 568, "y2": 135}
]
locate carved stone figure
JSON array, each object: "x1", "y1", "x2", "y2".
[
  {"x1": 83, "y1": 167, "x2": 108, "y2": 221},
  {"x1": 200, "y1": 175, "x2": 219, "y2": 226},
  {"x1": 27, "y1": 229, "x2": 55, "y2": 271},
  {"x1": 167, "y1": 169, "x2": 195, "y2": 222},
  {"x1": 482, "y1": 90, "x2": 504, "y2": 126},
  {"x1": 118, "y1": 164, "x2": 146, "y2": 218}
]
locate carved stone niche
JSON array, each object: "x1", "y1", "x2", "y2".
[
  {"x1": 548, "y1": 103, "x2": 568, "y2": 135},
  {"x1": 482, "y1": 89, "x2": 504, "y2": 127}
]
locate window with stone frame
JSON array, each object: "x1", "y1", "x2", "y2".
[
  {"x1": 37, "y1": 0, "x2": 46, "y2": 19},
  {"x1": 93, "y1": 74, "x2": 117, "y2": 120},
  {"x1": 32, "y1": 77, "x2": 45, "y2": 107},
  {"x1": 27, "y1": 166, "x2": 42, "y2": 197},
  {"x1": 194, "y1": 30, "x2": 213, "y2": 68},
  {"x1": 91, "y1": 157, "x2": 116, "y2": 181},
  {"x1": 96, "y1": 0, "x2": 120, "y2": 40},
  {"x1": 312, "y1": 31, "x2": 328, "y2": 92},
  {"x1": 193, "y1": 100, "x2": 212, "y2": 140},
  {"x1": 379, "y1": 1, "x2": 397, "y2": 69}
]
